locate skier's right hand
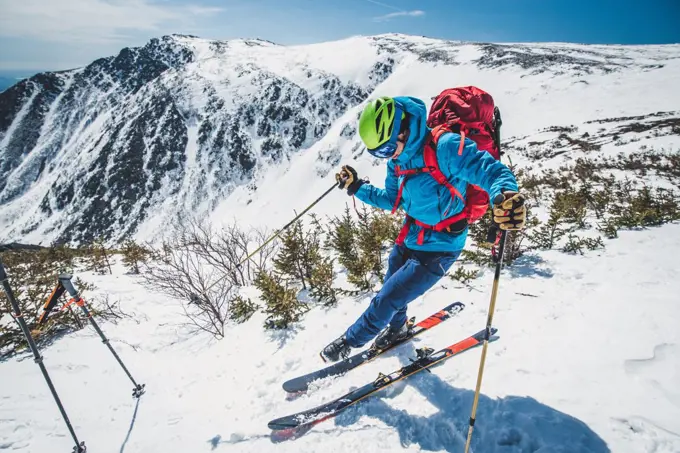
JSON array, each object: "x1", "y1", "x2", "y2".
[{"x1": 335, "y1": 165, "x2": 364, "y2": 196}]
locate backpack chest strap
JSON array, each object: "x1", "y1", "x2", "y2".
[{"x1": 423, "y1": 136, "x2": 465, "y2": 214}]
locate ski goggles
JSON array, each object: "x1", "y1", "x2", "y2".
[{"x1": 367, "y1": 106, "x2": 405, "y2": 159}]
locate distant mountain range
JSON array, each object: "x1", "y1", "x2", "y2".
[{"x1": 0, "y1": 71, "x2": 40, "y2": 93}]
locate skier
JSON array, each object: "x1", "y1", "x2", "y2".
[{"x1": 320, "y1": 95, "x2": 526, "y2": 362}]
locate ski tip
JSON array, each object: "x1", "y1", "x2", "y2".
[
  {"x1": 282, "y1": 381, "x2": 308, "y2": 393},
  {"x1": 268, "y1": 420, "x2": 299, "y2": 431}
]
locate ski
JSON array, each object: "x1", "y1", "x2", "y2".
[
  {"x1": 269, "y1": 327, "x2": 497, "y2": 431},
  {"x1": 282, "y1": 301, "x2": 465, "y2": 393}
]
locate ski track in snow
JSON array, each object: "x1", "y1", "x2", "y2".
[{"x1": 1, "y1": 224, "x2": 680, "y2": 453}]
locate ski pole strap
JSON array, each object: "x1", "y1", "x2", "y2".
[
  {"x1": 61, "y1": 298, "x2": 85, "y2": 311},
  {"x1": 488, "y1": 226, "x2": 502, "y2": 263},
  {"x1": 352, "y1": 194, "x2": 359, "y2": 215}
]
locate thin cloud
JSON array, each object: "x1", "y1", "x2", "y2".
[
  {"x1": 0, "y1": 0, "x2": 223, "y2": 44},
  {"x1": 366, "y1": 0, "x2": 402, "y2": 11},
  {"x1": 373, "y1": 10, "x2": 426, "y2": 22}
]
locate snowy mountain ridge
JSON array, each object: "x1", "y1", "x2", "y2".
[{"x1": 1, "y1": 33, "x2": 679, "y2": 245}]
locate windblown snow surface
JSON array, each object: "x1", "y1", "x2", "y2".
[{"x1": 1, "y1": 34, "x2": 680, "y2": 453}]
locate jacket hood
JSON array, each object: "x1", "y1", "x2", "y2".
[{"x1": 392, "y1": 96, "x2": 429, "y2": 164}]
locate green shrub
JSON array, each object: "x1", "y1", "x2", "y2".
[
  {"x1": 0, "y1": 247, "x2": 96, "y2": 358},
  {"x1": 228, "y1": 295, "x2": 259, "y2": 324},
  {"x1": 273, "y1": 220, "x2": 323, "y2": 290},
  {"x1": 561, "y1": 235, "x2": 605, "y2": 255},
  {"x1": 448, "y1": 266, "x2": 479, "y2": 285},
  {"x1": 308, "y1": 256, "x2": 338, "y2": 306},
  {"x1": 254, "y1": 271, "x2": 309, "y2": 330},
  {"x1": 121, "y1": 239, "x2": 149, "y2": 274}
]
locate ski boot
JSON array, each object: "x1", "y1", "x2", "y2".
[
  {"x1": 320, "y1": 335, "x2": 351, "y2": 363},
  {"x1": 373, "y1": 321, "x2": 411, "y2": 350}
]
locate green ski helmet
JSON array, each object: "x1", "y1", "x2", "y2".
[{"x1": 358, "y1": 97, "x2": 405, "y2": 158}]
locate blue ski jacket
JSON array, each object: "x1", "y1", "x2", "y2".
[{"x1": 354, "y1": 96, "x2": 518, "y2": 252}]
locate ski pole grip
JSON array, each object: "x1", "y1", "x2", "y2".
[
  {"x1": 486, "y1": 225, "x2": 498, "y2": 243},
  {"x1": 59, "y1": 274, "x2": 79, "y2": 298}
]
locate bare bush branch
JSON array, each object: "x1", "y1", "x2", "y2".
[
  {"x1": 89, "y1": 294, "x2": 143, "y2": 325},
  {"x1": 141, "y1": 216, "x2": 277, "y2": 338}
]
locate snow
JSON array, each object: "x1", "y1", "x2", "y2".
[
  {"x1": 2, "y1": 224, "x2": 680, "y2": 453},
  {"x1": 1, "y1": 33, "x2": 680, "y2": 453}
]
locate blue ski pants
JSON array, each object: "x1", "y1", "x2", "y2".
[{"x1": 344, "y1": 244, "x2": 460, "y2": 347}]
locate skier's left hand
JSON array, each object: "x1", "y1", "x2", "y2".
[
  {"x1": 335, "y1": 165, "x2": 364, "y2": 196},
  {"x1": 493, "y1": 191, "x2": 526, "y2": 230}
]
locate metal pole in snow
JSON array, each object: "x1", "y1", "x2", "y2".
[
  {"x1": 464, "y1": 229, "x2": 507, "y2": 453},
  {"x1": 0, "y1": 258, "x2": 86, "y2": 453},
  {"x1": 58, "y1": 274, "x2": 146, "y2": 399}
]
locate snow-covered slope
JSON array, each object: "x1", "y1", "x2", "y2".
[
  {"x1": 2, "y1": 225, "x2": 679, "y2": 453},
  {"x1": 1, "y1": 34, "x2": 678, "y2": 244}
]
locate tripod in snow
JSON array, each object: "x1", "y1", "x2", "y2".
[
  {"x1": 0, "y1": 259, "x2": 87, "y2": 453},
  {"x1": 39, "y1": 274, "x2": 146, "y2": 399}
]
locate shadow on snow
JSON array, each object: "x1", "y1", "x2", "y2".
[
  {"x1": 507, "y1": 253, "x2": 555, "y2": 280},
  {"x1": 119, "y1": 397, "x2": 142, "y2": 453},
  {"x1": 268, "y1": 348, "x2": 609, "y2": 453}
]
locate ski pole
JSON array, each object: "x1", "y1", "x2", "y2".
[
  {"x1": 464, "y1": 103, "x2": 507, "y2": 452},
  {"x1": 236, "y1": 181, "x2": 338, "y2": 268},
  {"x1": 197, "y1": 181, "x2": 338, "y2": 297},
  {"x1": 58, "y1": 274, "x2": 146, "y2": 399},
  {"x1": 464, "y1": 227, "x2": 508, "y2": 453},
  {"x1": 0, "y1": 258, "x2": 87, "y2": 453}
]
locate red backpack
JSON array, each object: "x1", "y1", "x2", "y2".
[{"x1": 393, "y1": 86, "x2": 502, "y2": 246}]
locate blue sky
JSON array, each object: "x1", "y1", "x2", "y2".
[{"x1": 0, "y1": 0, "x2": 678, "y2": 72}]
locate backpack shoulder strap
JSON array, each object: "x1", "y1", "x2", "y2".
[
  {"x1": 391, "y1": 164, "x2": 427, "y2": 214},
  {"x1": 424, "y1": 124, "x2": 449, "y2": 172},
  {"x1": 424, "y1": 125, "x2": 465, "y2": 205}
]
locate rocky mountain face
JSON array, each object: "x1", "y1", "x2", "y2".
[{"x1": 0, "y1": 34, "x2": 677, "y2": 244}]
